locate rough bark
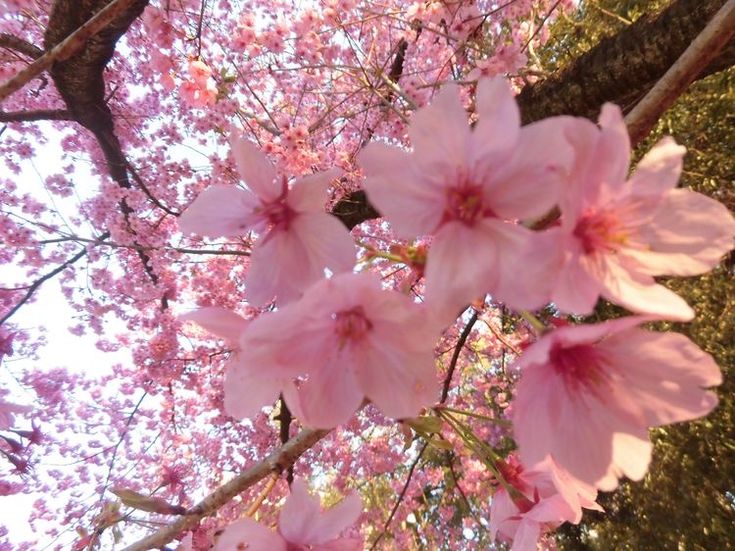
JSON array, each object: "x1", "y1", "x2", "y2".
[
  {"x1": 517, "y1": 0, "x2": 735, "y2": 123},
  {"x1": 43, "y1": 0, "x2": 149, "y2": 189},
  {"x1": 333, "y1": 0, "x2": 735, "y2": 230}
]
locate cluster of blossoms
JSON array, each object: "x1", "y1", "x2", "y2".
[{"x1": 179, "y1": 77, "x2": 735, "y2": 549}]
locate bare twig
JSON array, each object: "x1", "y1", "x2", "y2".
[
  {"x1": 369, "y1": 441, "x2": 429, "y2": 550},
  {"x1": 0, "y1": 0, "x2": 142, "y2": 103},
  {"x1": 0, "y1": 231, "x2": 110, "y2": 327},
  {"x1": 440, "y1": 310, "x2": 479, "y2": 404},
  {"x1": 122, "y1": 427, "x2": 329, "y2": 551},
  {"x1": 625, "y1": 0, "x2": 735, "y2": 144}
]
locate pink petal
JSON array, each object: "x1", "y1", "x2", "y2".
[
  {"x1": 178, "y1": 185, "x2": 260, "y2": 237},
  {"x1": 284, "y1": 351, "x2": 364, "y2": 429},
  {"x1": 603, "y1": 431, "x2": 652, "y2": 490},
  {"x1": 179, "y1": 307, "x2": 248, "y2": 345},
  {"x1": 482, "y1": 117, "x2": 572, "y2": 221},
  {"x1": 632, "y1": 189, "x2": 735, "y2": 276},
  {"x1": 408, "y1": 83, "x2": 471, "y2": 169},
  {"x1": 595, "y1": 103, "x2": 630, "y2": 189},
  {"x1": 472, "y1": 77, "x2": 520, "y2": 158},
  {"x1": 308, "y1": 492, "x2": 362, "y2": 544},
  {"x1": 511, "y1": 518, "x2": 541, "y2": 551},
  {"x1": 424, "y1": 221, "x2": 500, "y2": 324},
  {"x1": 213, "y1": 518, "x2": 287, "y2": 551},
  {"x1": 223, "y1": 362, "x2": 282, "y2": 419},
  {"x1": 602, "y1": 329, "x2": 721, "y2": 426},
  {"x1": 246, "y1": 209, "x2": 357, "y2": 307},
  {"x1": 598, "y1": 255, "x2": 694, "y2": 320},
  {"x1": 288, "y1": 169, "x2": 341, "y2": 212},
  {"x1": 278, "y1": 479, "x2": 323, "y2": 543},
  {"x1": 359, "y1": 143, "x2": 445, "y2": 238},
  {"x1": 558, "y1": 118, "x2": 607, "y2": 217},
  {"x1": 493, "y1": 228, "x2": 560, "y2": 311},
  {"x1": 289, "y1": 212, "x2": 356, "y2": 275},
  {"x1": 628, "y1": 136, "x2": 686, "y2": 194},
  {"x1": 229, "y1": 133, "x2": 280, "y2": 201},
  {"x1": 355, "y1": 338, "x2": 438, "y2": 420},
  {"x1": 316, "y1": 538, "x2": 363, "y2": 551},
  {"x1": 550, "y1": 251, "x2": 602, "y2": 316}
]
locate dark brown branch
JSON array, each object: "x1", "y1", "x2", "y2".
[
  {"x1": 0, "y1": 33, "x2": 43, "y2": 59},
  {"x1": 274, "y1": 397, "x2": 294, "y2": 484},
  {"x1": 0, "y1": 109, "x2": 72, "y2": 122},
  {"x1": 440, "y1": 310, "x2": 479, "y2": 404}
]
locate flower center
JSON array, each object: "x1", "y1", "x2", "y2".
[
  {"x1": 549, "y1": 343, "x2": 607, "y2": 392},
  {"x1": 573, "y1": 208, "x2": 627, "y2": 255},
  {"x1": 444, "y1": 184, "x2": 488, "y2": 226},
  {"x1": 333, "y1": 306, "x2": 373, "y2": 344},
  {"x1": 258, "y1": 176, "x2": 296, "y2": 230}
]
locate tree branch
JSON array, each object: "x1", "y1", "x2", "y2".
[
  {"x1": 121, "y1": 427, "x2": 329, "y2": 551},
  {"x1": 0, "y1": 0, "x2": 146, "y2": 103},
  {"x1": 625, "y1": 0, "x2": 735, "y2": 143},
  {"x1": 0, "y1": 109, "x2": 72, "y2": 122},
  {"x1": 440, "y1": 310, "x2": 478, "y2": 404},
  {"x1": 0, "y1": 33, "x2": 44, "y2": 59}
]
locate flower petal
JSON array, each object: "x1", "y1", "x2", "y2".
[
  {"x1": 628, "y1": 136, "x2": 686, "y2": 194},
  {"x1": 223, "y1": 363, "x2": 282, "y2": 419},
  {"x1": 472, "y1": 76, "x2": 520, "y2": 158},
  {"x1": 229, "y1": 133, "x2": 280, "y2": 201},
  {"x1": 178, "y1": 185, "x2": 260, "y2": 237},
  {"x1": 631, "y1": 188, "x2": 735, "y2": 276},
  {"x1": 284, "y1": 351, "x2": 364, "y2": 429},
  {"x1": 408, "y1": 83, "x2": 471, "y2": 169},
  {"x1": 179, "y1": 307, "x2": 248, "y2": 345},
  {"x1": 213, "y1": 518, "x2": 286, "y2": 551},
  {"x1": 359, "y1": 143, "x2": 445, "y2": 238}
]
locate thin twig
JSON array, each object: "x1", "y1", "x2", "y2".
[
  {"x1": 625, "y1": 0, "x2": 735, "y2": 145},
  {"x1": 121, "y1": 427, "x2": 329, "y2": 551},
  {"x1": 0, "y1": 231, "x2": 110, "y2": 327},
  {"x1": 440, "y1": 310, "x2": 479, "y2": 404},
  {"x1": 369, "y1": 440, "x2": 429, "y2": 550}
]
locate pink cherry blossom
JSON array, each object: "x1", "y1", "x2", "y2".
[
  {"x1": 359, "y1": 77, "x2": 573, "y2": 322},
  {"x1": 178, "y1": 133, "x2": 356, "y2": 306},
  {"x1": 228, "y1": 272, "x2": 440, "y2": 428},
  {"x1": 547, "y1": 104, "x2": 735, "y2": 320},
  {"x1": 511, "y1": 317, "x2": 722, "y2": 491},
  {"x1": 490, "y1": 455, "x2": 601, "y2": 551},
  {"x1": 180, "y1": 307, "x2": 277, "y2": 420},
  {"x1": 214, "y1": 479, "x2": 362, "y2": 551}
]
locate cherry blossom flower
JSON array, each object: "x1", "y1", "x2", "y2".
[
  {"x1": 214, "y1": 479, "x2": 362, "y2": 551},
  {"x1": 359, "y1": 77, "x2": 573, "y2": 323},
  {"x1": 180, "y1": 307, "x2": 270, "y2": 420},
  {"x1": 511, "y1": 317, "x2": 722, "y2": 491},
  {"x1": 490, "y1": 455, "x2": 601, "y2": 551},
  {"x1": 547, "y1": 104, "x2": 735, "y2": 320},
  {"x1": 178, "y1": 133, "x2": 356, "y2": 306},
  {"x1": 228, "y1": 272, "x2": 440, "y2": 428}
]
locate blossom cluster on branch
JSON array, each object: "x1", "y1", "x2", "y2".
[
  {"x1": 0, "y1": 1, "x2": 733, "y2": 550},
  {"x1": 178, "y1": 76, "x2": 734, "y2": 549}
]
